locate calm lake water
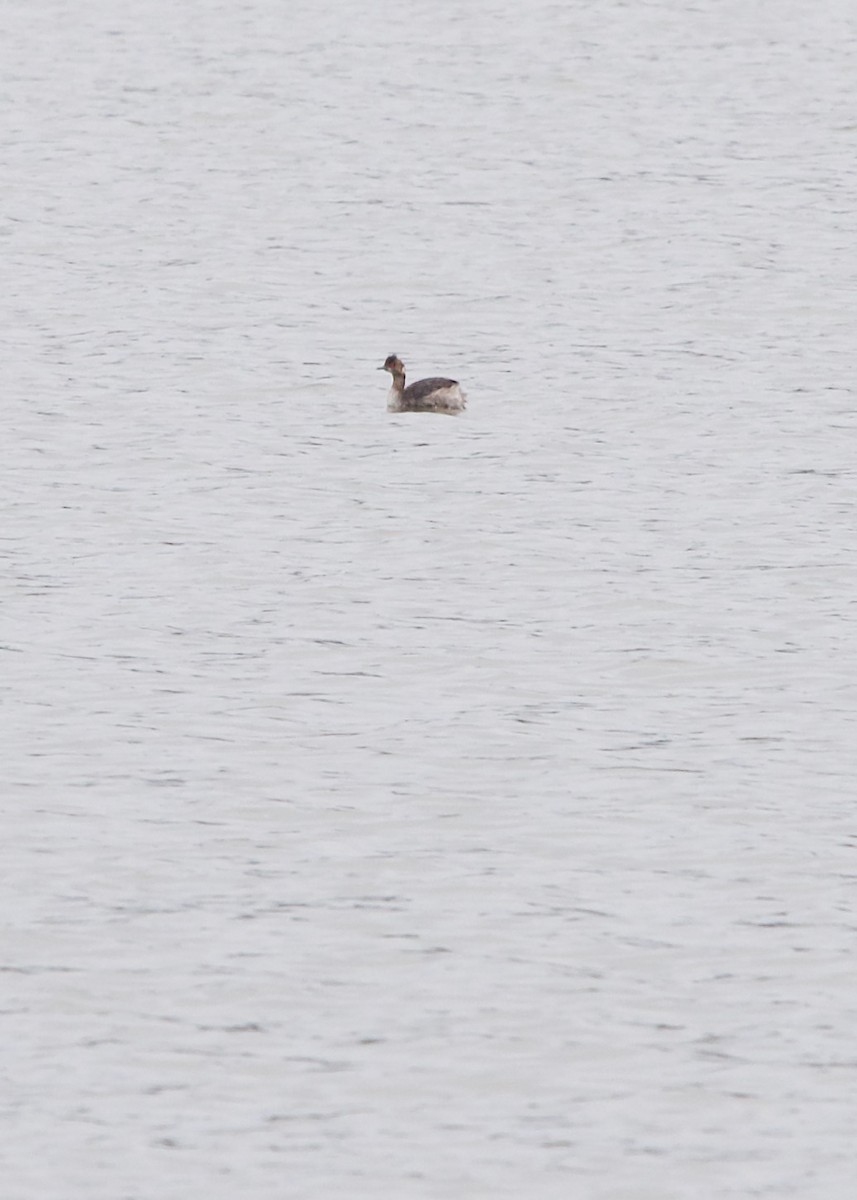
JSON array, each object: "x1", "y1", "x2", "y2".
[{"x1": 5, "y1": 1, "x2": 857, "y2": 1196}]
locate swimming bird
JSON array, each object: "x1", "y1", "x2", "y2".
[{"x1": 379, "y1": 355, "x2": 466, "y2": 415}]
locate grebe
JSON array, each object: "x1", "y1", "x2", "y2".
[{"x1": 379, "y1": 355, "x2": 466, "y2": 415}]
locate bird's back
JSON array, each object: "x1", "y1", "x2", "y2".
[{"x1": 401, "y1": 376, "x2": 466, "y2": 414}]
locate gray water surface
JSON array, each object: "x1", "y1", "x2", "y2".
[{"x1": 5, "y1": 1, "x2": 857, "y2": 1196}]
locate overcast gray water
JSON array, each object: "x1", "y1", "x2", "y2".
[{"x1": 5, "y1": 1, "x2": 857, "y2": 1196}]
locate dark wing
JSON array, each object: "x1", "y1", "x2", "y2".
[{"x1": 402, "y1": 377, "x2": 459, "y2": 406}]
